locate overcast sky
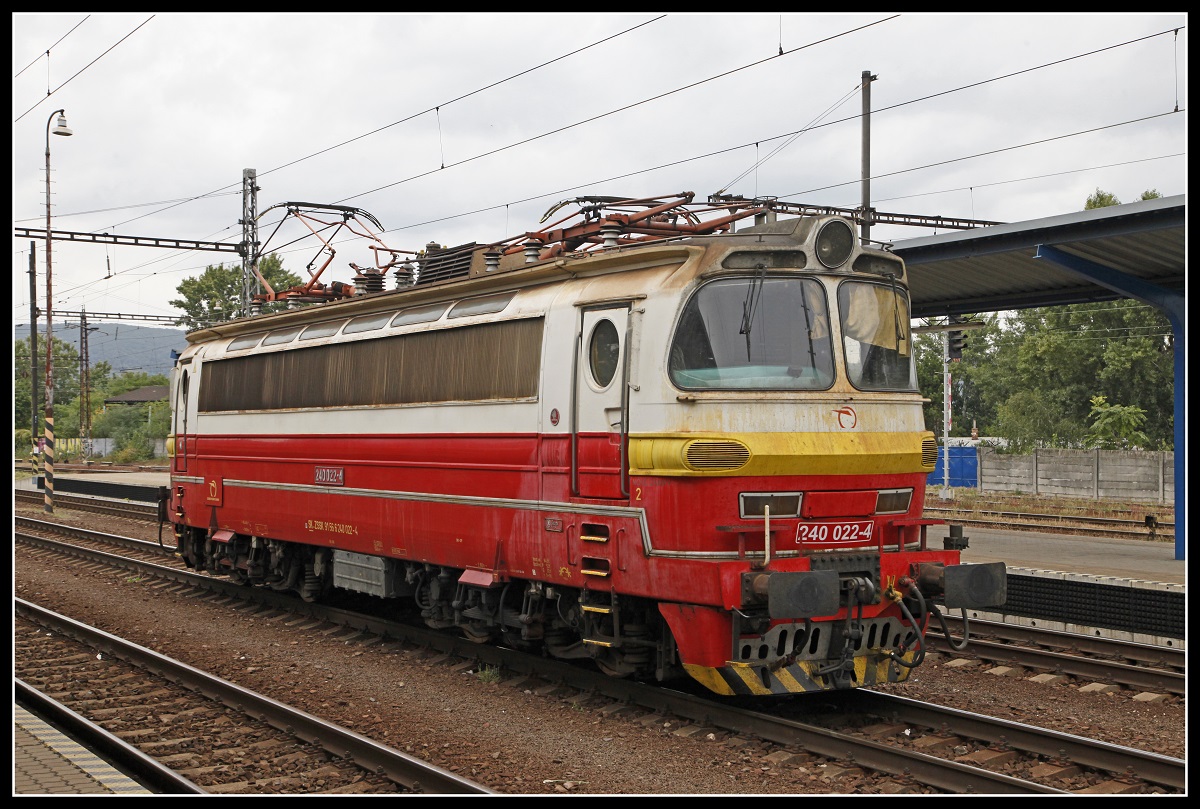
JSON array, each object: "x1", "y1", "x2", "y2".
[{"x1": 12, "y1": 12, "x2": 1188, "y2": 328}]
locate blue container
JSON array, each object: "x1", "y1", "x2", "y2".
[{"x1": 927, "y1": 445, "x2": 978, "y2": 488}]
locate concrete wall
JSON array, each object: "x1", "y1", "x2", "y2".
[
  {"x1": 47, "y1": 437, "x2": 166, "y2": 459},
  {"x1": 977, "y1": 446, "x2": 1174, "y2": 502}
]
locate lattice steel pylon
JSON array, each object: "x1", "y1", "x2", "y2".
[
  {"x1": 241, "y1": 168, "x2": 260, "y2": 318},
  {"x1": 78, "y1": 309, "x2": 97, "y2": 460}
]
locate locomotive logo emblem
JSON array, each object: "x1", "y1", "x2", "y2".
[
  {"x1": 833, "y1": 406, "x2": 857, "y2": 429},
  {"x1": 204, "y1": 477, "x2": 223, "y2": 505},
  {"x1": 550, "y1": 408, "x2": 560, "y2": 426}
]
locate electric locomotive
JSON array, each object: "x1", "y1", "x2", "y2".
[{"x1": 167, "y1": 193, "x2": 1006, "y2": 696}]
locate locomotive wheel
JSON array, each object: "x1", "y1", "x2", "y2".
[
  {"x1": 590, "y1": 647, "x2": 635, "y2": 678},
  {"x1": 462, "y1": 622, "x2": 498, "y2": 644}
]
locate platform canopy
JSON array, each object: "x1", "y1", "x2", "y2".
[{"x1": 893, "y1": 194, "x2": 1183, "y2": 319}]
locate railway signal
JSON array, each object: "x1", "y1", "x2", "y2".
[{"x1": 947, "y1": 314, "x2": 969, "y2": 360}]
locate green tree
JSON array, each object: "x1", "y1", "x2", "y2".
[
  {"x1": 1085, "y1": 395, "x2": 1149, "y2": 450},
  {"x1": 15, "y1": 428, "x2": 34, "y2": 457},
  {"x1": 916, "y1": 299, "x2": 1173, "y2": 451},
  {"x1": 914, "y1": 314, "x2": 1004, "y2": 440},
  {"x1": 1085, "y1": 187, "x2": 1162, "y2": 209},
  {"x1": 948, "y1": 301, "x2": 1173, "y2": 450},
  {"x1": 92, "y1": 404, "x2": 155, "y2": 460},
  {"x1": 994, "y1": 388, "x2": 1079, "y2": 453},
  {"x1": 914, "y1": 330, "x2": 944, "y2": 433},
  {"x1": 170, "y1": 253, "x2": 301, "y2": 330},
  {"x1": 1085, "y1": 188, "x2": 1121, "y2": 209},
  {"x1": 13, "y1": 334, "x2": 81, "y2": 437}
]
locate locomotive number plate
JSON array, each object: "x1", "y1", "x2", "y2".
[{"x1": 796, "y1": 521, "x2": 874, "y2": 544}]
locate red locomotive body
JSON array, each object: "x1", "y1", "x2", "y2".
[{"x1": 168, "y1": 195, "x2": 1006, "y2": 695}]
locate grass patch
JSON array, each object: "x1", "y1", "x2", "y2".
[{"x1": 476, "y1": 664, "x2": 503, "y2": 684}]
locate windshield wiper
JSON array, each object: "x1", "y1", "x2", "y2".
[{"x1": 739, "y1": 265, "x2": 766, "y2": 361}]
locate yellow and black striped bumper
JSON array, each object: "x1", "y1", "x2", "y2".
[{"x1": 684, "y1": 648, "x2": 919, "y2": 696}]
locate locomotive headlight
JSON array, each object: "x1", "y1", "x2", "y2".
[
  {"x1": 815, "y1": 219, "x2": 855, "y2": 268},
  {"x1": 874, "y1": 488, "x2": 912, "y2": 514},
  {"x1": 740, "y1": 492, "x2": 802, "y2": 519}
]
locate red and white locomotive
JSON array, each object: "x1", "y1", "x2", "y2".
[{"x1": 167, "y1": 193, "x2": 1005, "y2": 696}]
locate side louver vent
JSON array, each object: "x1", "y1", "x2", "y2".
[
  {"x1": 922, "y1": 438, "x2": 938, "y2": 470},
  {"x1": 685, "y1": 440, "x2": 751, "y2": 471}
]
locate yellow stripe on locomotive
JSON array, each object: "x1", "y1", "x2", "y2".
[{"x1": 629, "y1": 431, "x2": 939, "y2": 476}]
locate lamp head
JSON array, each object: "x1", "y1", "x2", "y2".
[{"x1": 52, "y1": 113, "x2": 73, "y2": 137}]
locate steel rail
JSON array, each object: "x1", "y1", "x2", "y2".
[
  {"x1": 16, "y1": 678, "x2": 203, "y2": 794},
  {"x1": 16, "y1": 530, "x2": 1068, "y2": 794},
  {"x1": 840, "y1": 690, "x2": 1185, "y2": 791},
  {"x1": 15, "y1": 597, "x2": 495, "y2": 795}
]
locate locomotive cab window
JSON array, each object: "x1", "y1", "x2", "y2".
[
  {"x1": 838, "y1": 280, "x2": 917, "y2": 391},
  {"x1": 669, "y1": 276, "x2": 834, "y2": 390},
  {"x1": 589, "y1": 318, "x2": 621, "y2": 388}
]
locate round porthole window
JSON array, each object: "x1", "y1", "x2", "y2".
[{"x1": 589, "y1": 319, "x2": 621, "y2": 387}]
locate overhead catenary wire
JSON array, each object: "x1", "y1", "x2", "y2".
[
  {"x1": 781, "y1": 111, "x2": 1182, "y2": 201},
  {"x1": 716, "y1": 81, "x2": 862, "y2": 195},
  {"x1": 24, "y1": 21, "x2": 1176, "y2": 234},
  {"x1": 14, "y1": 21, "x2": 1185, "y2": 322},
  {"x1": 12, "y1": 15, "x2": 90, "y2": 79},
  {"x1": 13, "y1": 15, "x2": 155, "y2": 123},
  {"x1": 26, "y1": 13, "x2": 902, "y2": 312},
  {"x1": 96, "y1": 15, "x2": 669, "y2": 232},
  {"x1": 869, "y1": 153, "x2": 1183, "y2": 206},
  {"x1": 28, "y1": 131, "x2": 1182, "y2": 322},
  {"x1": 336, "y1": 15, "x2": 902, "y2": 206},
  {"x1": 71, "y1": 14, "x2": 899, "y2": 238},
  {"x1": 34, "y1": 23, "x2": 1179, "y2": 239}
]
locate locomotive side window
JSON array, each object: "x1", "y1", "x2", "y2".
[
  {"x1": 300, "y1": 320, "x2": 345, "y2": 341},
  {"x1": 668, "y1": 276, "x2": 834, "y2": 390},
  {"x1": 448, "y1": 292, "x2": 514, "y2": 318},
  {"x1": 391, "y1": 303, "x2": 448, "y2": 327},
  {"x1": 343, "y1": 312, "x2": 393, "y2": 334},
  {"x1": 838, "y1": 280, "x2": 917, "y2": 391},
  {"x1": 198, "y1": 318, "x2": 544, "y2": 411},
  {"x1": 589, "y1": 318, "x2": 621, "y2": 388},
  {"x1": 262, "y1": 325, "x2": 304, "y2": 346},
  {"x1": 227, "y1": 333, "x2": 266, "y2": 351}
]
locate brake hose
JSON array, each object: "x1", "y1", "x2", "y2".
[
  {"x1": 929, "y1": 601, "x2": 971, "y2": 651},
  {"x1": 887, "y1": 586, "x2": 927, "y2": 669}
]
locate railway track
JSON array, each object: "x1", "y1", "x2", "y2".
[
  {"x1": 15, "y1": 601, "x2": 493, "y2": 795},
  {"x1": 17, "y1": 514, "x2": 1182, "y2": 697},
  {"x1": 16, "y1": 525, "x2": 1182, "y2": 794},
  {"x1": 930, "y1": 617, "x2": 1184, "y2": 696},
  {"x1": 16, "y1": 489, "x2": 160, "y2": 521},
  {"x1": 924, "y1": 498, "x2": 1173, "y2": 540}
]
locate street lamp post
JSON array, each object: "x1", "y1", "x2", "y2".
[{"x1": 44, "y1": 108, "x2": 73, "y2": 514}]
